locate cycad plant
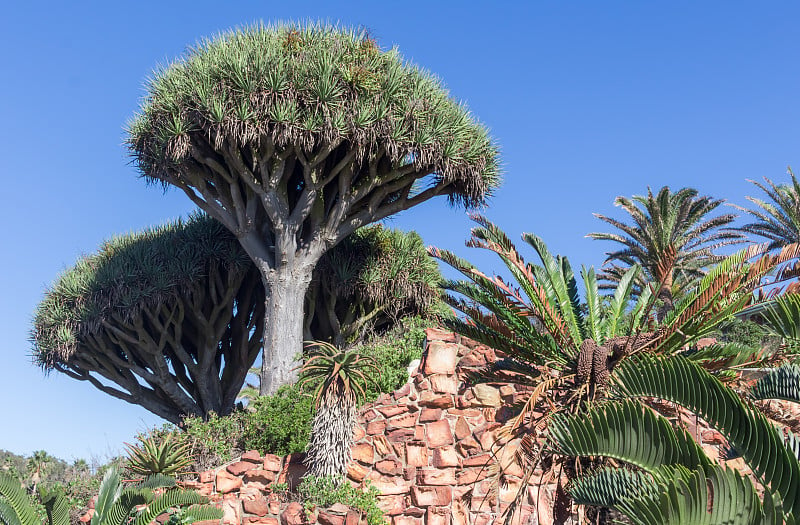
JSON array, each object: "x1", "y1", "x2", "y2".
[
  {"x1": 430, "y1": 215, "x2": 800, "y2": 522},
  {"x1": 0, "y1": 469, "x2": 69, "y2": 525},
  {"x1": 549, "y1": 354, "x2": 800, "y2": 524},
  {"x1": 588, "y1": 186, "x2": 742, "y2": 318},
  {"x1": 89, "y1": 467, "x2": 221, "y2": 525},
  {"x1": 300, "y1": 341, "x2": 379, "y2": 479},
  {"x1": 735, "y1": 169, "x2": 800, "y2": 251}
]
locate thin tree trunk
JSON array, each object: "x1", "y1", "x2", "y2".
[{"x1": 259, "y1": 264, "x2": 314, "y2": 395}]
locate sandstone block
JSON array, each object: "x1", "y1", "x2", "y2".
[
  {"x1": 228, "y1": 460, "x2": 258, "y2": 476},
  {"x1": 423, "y1": 341, "x2": 459, "y2": 375},
  {"x1": 425, "y1": 328, "x2": 458, "y2": 343},
  {"x1": 377, "y1": 405, "x2": 406, "y2": 418},
  {"x1": 373, "y1": 436, "x2": 392, "y2": 456},
  {"x1": 375, "y1": 459, "x2": 403, "y2": 475},
  {"x1": 244, "y1": 469, "x2": 276, "y2": 484},
  {"x1": 456, "y1": 436, "x2": 481, "y2": 456},
  {"x1": 243, "y1": 519, "x2": 279, "y2": 525},
  {"x1": 377, "y1": 495, "x2": 407, "y2": 516},
  {"x1": 347, "y1": 461, "x2": 369, "y2": 482},
  {"x1": 402, "y1": 507, "x2": 424, "y2": 518},
  {"x1": 221, "y1": 499, "x2": 241, "y2": 525},
  {"x1": 317, "y1": 511, "x2": 345, "y2": 525},
  {"x1": 393, "y1": 383, "x2": 411, "y2": 400},
  {"x1": 417, "y1": 468, "x2": 456, "y2": 485},
  {"x1": 457, "y1": 468, "x2": 489, "y2": 484},
  {"x1": 429, "y1": 374, "x2": 459, "y2": 394},
  {"x1": 242, "y1": 497, "x2": 269, "y2": 516},
  {"x1": 426, "y1": 506, "x2": 450, "y2": 525},
  {"x1": 386, "y1": 412, "x2": 417, "y2": 429},
  {"x1": 471, "y1": 384, "x2": 502, "y2": 407},
  {"x1": 410, "y1": 486, "x2": 451, "y2": 507},
  {"x1": 454, "y1": 416, "x2": 471, "y2": 440},
  {"x1": 425, "y1": 420, "x2": 453, "y2": 447},
  {"x1": 392, "y1": 517, "x2": 422, "y2": 525},
  {"x1": 462, "y1": 453, "x2": 492, "y2": 467},
  {"x1": 281, "y1": 502, "x2": 304, "y2": 525},
  {"x1": 241, "y1": 450, "x2": 262, "y2": 463},
  {"x1": 418, "y1": 408, "x2": 442, "y2": 422},
  {"x1": 199, "y1": 470, "x2": 215, "y2": 483},
  {"x1": 263, "y1": 454, "x2": 282, "y2": 472},
  {"x1": 369, "y1": 479, "x2": 412, "y2": 495},
  {"x1": 418, "y1": 391, "x2": 454, "y2": 409},
  {"x1": 351, "y1": 443, "x2": 374, "y2": 464},
  {"x1": 216, "y1": 470, "x2": 243, "y2": 494},
  {"x1": 366, "y1": 419, "x2": 386, "y2": 435},
  {"x1": 406, "y1": 443, "x2": 428, "y2": 468},
  {"x1": 432, "y1": 446, "x2": 459, "y2": 467},
  {"x1": 352, "y1": 425, "x2": 366, "y2": 441},
  {"x1": 387, "y1": 428, "x2": 415, "y2": 442}
]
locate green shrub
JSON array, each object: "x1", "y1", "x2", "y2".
[
  {"x1": 357, "y1": 316, "x2": 432, "y2": 402},
  {"x1": 298, "y1": 476, "x2": 386, "y2": 525},
  {"x1": 240, "y1": 384, "x2": 313, "y2": 457}
]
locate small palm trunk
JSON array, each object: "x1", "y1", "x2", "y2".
[{"x1": 305, "y1": 390, "x2": 357, "y2": 479}]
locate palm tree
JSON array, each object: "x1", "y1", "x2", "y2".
[
  {"x1": 300, "y1": 341, "x2": 379, "y2": 479},
  {"x1": 26, "y1": 451, "x2": 53, "y2": 494},
  {"x1": 734, "y1": 168, "x2": 800, "y2": 251},
  {"x1": 588, "y1": 186, "x2": 742, "y2": 318}
]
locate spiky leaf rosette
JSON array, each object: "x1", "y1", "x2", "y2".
[
  {"x1": 128, "y1": 23, "x2": 499, "y2": 214},
  {"x1": 734, "y1": 169, "x2": 800, "y2": 251},
  {"x1": 300, "y1": 341, "x2": 379, "y2": 478},
  {"x1": 308, "y1": 225, "x2": 443, "y2": 343},
  {"x1": 31, "y1": 213, "x2": 264, "y2": 424}
]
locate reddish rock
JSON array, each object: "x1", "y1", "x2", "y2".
[
  {"x1": 375, "y1": 459, "x2": 403, "y2": 475},
  {"x1": 454, "y1": 416, "x2": 471, "y2": 440},
  {"x1": 418, "y1": 391, "x2": 454, "y2": 408},
  {"x1": 448, "y1": 408, "x2": 483, "y2": 418},
  {"x1": 263, "y1": 454, "x2": 282, "y2": 472},
  {"x1": 79, "y1": 510, "x2": 94, "y2": 523},
  {"x1": 391, "y1": 442, "x2": 405, "y2": 458},
  {"x1": 243, "y1": 497, "x2": 269, "y2": 516},
  {"x1": 241, "y1": 450, "x2": 262, "y2": 463},
  {"x1": 393, "y1": 383, "x2": 411, "y2": 400},
  {"x1": 362, "y1": 409, "x2": 379, "y2": 421},
  {"x1": 373, "y1": 436, "x2": 392, "y2": 456},
  {"x1": 451, "y1": 500, "x2": 468, "y2": 525},
  {"x1": 425, "y1": 327, "x2": 458, "y2": 343},
  {"x1": 406, "y1": 443, "x2": 429, "y2": 467},
  {"x1": 423, "y1": 341, "x2": 459, "y2": 375},
  {"x1": 317, "y1": 512, "x2": 345, "y2": 525},
  {"x1": 351, "y1": 443, "x2": 375, "y2": 464},
  {"x1": 458, "y1": 353, "x2": 486, "y2": 367},
  {"x1": 244, "y1": 469, "x2": 276, "y2": 484},
  {"x1": 377, "y1": 495, "x2": 407, "y2": 516},
  {"x1": 216, "y1": 470, "x2": 243, "y2": 494},
  {"x1": 281, "y1": 502, "x2": 304, "y2": 525},
  {"x1": 429, "y1": 374, "x2": 459, "y2": 394},
  {"x1": 410, "y1": 486, "x2": 452, "y2": 507},
  {"x1": 402, "y1": 507, "x2": 425, "y2": 518},
  {"x1": 471, "y1": 384, "x2": 502, "y2": 407},
  {"x1": 377, "y1": 405, "x2": 407, "y2": 418},
  {"x1": 352, "y1": 425, "x2": 366, "y2": 441},
  {"x1": 221, "y1": 499, "x2": 241, "y2": 525},
  {"x1": 432, "y1": 446, "x2": 459, "y2": 467},
  {"x1": 228, "y1": 460, "x2": 258, "y2": 476},
  {"x1": 244, "y1": 519, "x2": 279, "y2": 525},
  {"x1": 702, "y1": 429, "x2": 726, "y2": 445},
  {"x1": 417, "y1": 468, "x2": 456, "y2": 485},
  {"x1": 456, "y1": 436, "x2": 481, "y2": 456},
  {"x1": 369, "y1": 479, "x2": 412, "y2": 495},
  {"x1": 366, "y1": 419, "x2": 386, "y2": 435},
  {"x1": 403, "y1": 467, "x2": 417, "y2": 481},
  {"x1": 387, "y1": 428, "x2": 415, "y2": 441},
  {"x1": 345, "y1": 511, "x2": 363, "y2": 525},
  {"x1": 386, "y1": 412, "x2": 418, "y2": 429},
  {"x1": 462, "y1": 453, "x2": 492, "y2": 467},
  {"x1": 199, "y1": 470, "x2": 215, "y2": 483},
  {"x1": 347, "y1": 461, "x2": 369, "y2": 482},
  {"x1": 425, "y1": 420, "x2": 453, "y2": 447},
  {"x1": 426, "y1": 507, "x2": 450, "y2": 525},
  {"x1": 393, "y1": 517, "x2": 422, "y2": 525},
  {"x1": 418, "y1": 408, "x2": 442, "y2": 422},
  {"x1": 457, "y1": 469, "x2": 489, "y2": 484}
]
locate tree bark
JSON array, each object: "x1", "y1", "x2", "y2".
[{"x1": 259, "y1": 263, "x2": 315, "y2": 395}]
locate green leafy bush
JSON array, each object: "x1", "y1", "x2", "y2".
[
  {"x1": 356, "y1": 316, "x2": 432, "y2": 402},
  {"x1": 240, "y1": 385, "x2": 313, "y2": 457},
  {"x1": 298, "y1": 476, "x2": 386, "y2": 525}
]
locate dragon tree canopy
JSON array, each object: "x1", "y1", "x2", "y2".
[{"x1": 126, "y1": 22, "x2": 500, "y2": 393}]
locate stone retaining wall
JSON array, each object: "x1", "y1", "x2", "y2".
[{"x1": 83, "y1": 328, "x2": 752, "y2": 525}]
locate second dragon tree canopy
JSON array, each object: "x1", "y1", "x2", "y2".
[{"x1": 126, "y1": 23, "x2": 500, "y2": 394}]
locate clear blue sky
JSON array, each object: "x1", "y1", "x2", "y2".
[{"x1": 1, "y1": 1, "x2": 798, "y2": 462}]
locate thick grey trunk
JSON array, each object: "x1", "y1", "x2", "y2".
[{"x1": 259, "y1": 265, "x2": 314, "y2": 395}]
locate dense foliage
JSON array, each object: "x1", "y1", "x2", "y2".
[{"x1": 298, "y1": 476, "x2": 386, "y2": 525}]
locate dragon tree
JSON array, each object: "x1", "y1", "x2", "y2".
[
  {"x1": 127, "y1": 23, "x2": 499, "y2": 394},
  {"x1": 32, "y1": 214, "x2": 441, "y2": 423}
]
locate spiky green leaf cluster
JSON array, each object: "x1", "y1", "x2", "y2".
[
  {"x1": 32, "y1": 213, "x2": 250, "y2": 367},
  {"x1": 735, "y1": 170, "x2": 800, "y2": 251},
  {"x1": 128, "y1": 22, "x2": 499, "y2": 207},
  {"x1": 124, "y1": 433, "x2": 193, "y2": 478}
]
